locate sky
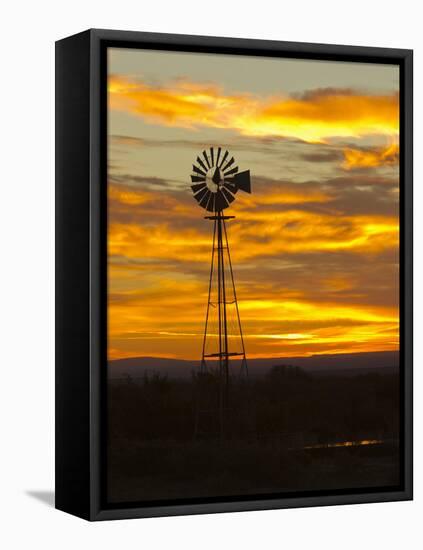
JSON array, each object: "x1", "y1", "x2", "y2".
[{"x1": 107, "y1": 47, "x2": 400, "y2": 361}]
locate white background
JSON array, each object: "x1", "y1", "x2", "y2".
[{"x1": 0, "y1": 0, "x2": 420, "y2": 547}]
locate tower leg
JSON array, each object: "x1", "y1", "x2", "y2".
[
  {"x1": 195, "y1": 211, "x2": 248, "y2": 440},
  {"x1": 223, "y1": 217, "x2": 248, "y2": 377},
  {"x1": 201, "y1": 218, "x2": 217, "y2": 369},
  {"x1": 216, "y1": 211, "x2": 227, "y2": 438}
]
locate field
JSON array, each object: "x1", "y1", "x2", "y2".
[{"x1": 107, "y1": 364, "x2": 400, "y2": 504}]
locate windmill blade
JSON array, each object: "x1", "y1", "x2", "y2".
[
  {"x1": 191, "y1": 175, "x2": 206, "y2": 183},
  {"x1": 203, "y1": 150, "x2": 211, "y2": 169},
  {"x1": 222, "y1": 157, "x2": 235, "y2": 173},
  {"x1": 219, "y1": 150, "x2": 228, "y2": 168},
  {"x1": 221, "y1": 187, "x2": 235, "y2": 204},
  {"x1": 233, "y1": 170, "x2": 251, "y2": 193},
  {"x1": 191, "y1": 183, "x2": 207, "y2": 194},
  {"x1": 196, "y1": 156, "x2": 208, "y2": 173},
  {"x1": 214, "y1": 190, "x2": 230, "y2": 211},
  {"x1": 193, "y1": 187, "x2": 209, "y2": 203},
  {"x1": 205, "y1": 193, "x2": 215, "y2": 212},
  {"x1": 224, "y1": 166, "x2": 239, "y2": 176},
  {"x1": 193, "y1": 164, "x2": 206, "y2": 177},
  {"x1": 216, "y1": 147, "x2": 222, "y2": 167},
  {"x1": 199, "y1": 190, "x2": 211, "y2": 209},
  {"x1": 210, "y1": 147, "x2": 214, "y2": 166},
  {"x1": 223, "y1": 181, "x2": 238, "y2": 194}
]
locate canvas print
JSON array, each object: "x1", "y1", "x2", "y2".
[{"x1": 107, "y1": 47, "x2": 400, "y2": 504}]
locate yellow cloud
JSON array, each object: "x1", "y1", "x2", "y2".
[
  {"x1": 240, "y1": 298, "x2": 397, "y2": 324},
  {"x1": 343, "y1": 143, "x2": 399, "y2": 169},
  {"x1": 108, "y1": 185, "x2": 154, "y2": 206},
  {"x1": 108, "y1": 184, "x2": 398, "y2": 264},
  {"x1": 108, "y1": 76, "x2": 399, "y2": 142},
  {"x1": 108, "y1": 211, "x2": 398, "y2": 265},
  {"x1": 106, "y1": 73, "x2": 400, "y2": 360},
  {"x1": 227, "y1": 210, "x2": 399, "y2": 259},
  {"x1": 107, "y1": 197, "x2": 399, "y2": 360},
  {"x1": 108, "y1": 284, "x2": 399, "y2": 360}
]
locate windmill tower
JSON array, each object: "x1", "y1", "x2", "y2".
[{"x1": 190, "y1": 147, "x2": 252, "y2": 437}]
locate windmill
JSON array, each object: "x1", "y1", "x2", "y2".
[{"x1": 191, "y1": 147, "x2": 251, "y2": 437}]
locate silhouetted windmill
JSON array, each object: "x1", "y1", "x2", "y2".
[{"x1": 191, "y1": 147, "x2": 251, "y2": 437}]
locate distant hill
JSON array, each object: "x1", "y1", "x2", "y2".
[{"x1": 108, "y1": 350, "x2": 399, "y2": 380}]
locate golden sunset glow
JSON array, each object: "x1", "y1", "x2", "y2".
[
  {"x1": 343, "y1": 142, "x2": 399, "y2": 169},
  {"x1": 107, "y1": 49, "x2": 400, "y2": 362},
  {"x1": 108, "y1": 185, "x2": 399, "y2": 261},
  {"x1": 109, "y1": 75, "x2": 399, "y2": 142}
]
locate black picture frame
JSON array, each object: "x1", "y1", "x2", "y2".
[{"x1": 55, "y1": 28, "x2": 413, "y2": 521}]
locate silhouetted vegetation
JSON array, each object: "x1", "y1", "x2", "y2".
[{"x1": 107, "y1": 365, "x2": 400, "y2": 503}]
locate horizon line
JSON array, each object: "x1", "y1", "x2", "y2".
[{"x1": 109, "y1": 349, "x2": 399, "y2": 362}]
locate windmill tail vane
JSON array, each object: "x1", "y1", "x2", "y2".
[{"x1": 191, "y1": 147, "x2": 251, "y2": 437}]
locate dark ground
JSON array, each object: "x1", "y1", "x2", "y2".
[{"x1": 107, "y1": 364, "x2": 400, "y2": 504}]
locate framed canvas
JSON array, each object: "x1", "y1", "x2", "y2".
[{"x1": 55, "y1": 29, "x2": 413, "y2": 521}]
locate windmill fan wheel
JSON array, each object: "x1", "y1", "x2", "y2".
[{"x1": 190, "y1": 147, "x2": 251, "y2": 212}]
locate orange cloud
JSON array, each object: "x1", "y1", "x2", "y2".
[
  {"x1": 106, "y1": 70, "x2": 400, "y2": 361},
  {"x1": 107, "y1": 252, "x2": 399, "y2": 356},
  {"x1": 108, "y1": 184, "x2": 399, "y2": 264},
  {"x1": 109, "y1": 184, "x2": 154, "y2": 206},
  {"x1": 109, "y1": 76, "x2": 399, "y2": 142},
  {"x1": 107, "y1": 190, "x2": 399, "y2": 360},
  {"x1": 227, "y1": 210, "x2": 399, "y2": 259},
  {"x1": 343, "y1": 143, "x2": 399, "y2": 170},
  {"x1": 108, "y1": 211, "x2": 398, "y2": 265},
  {"x1": 108, "y1": 278, "x2": 399, "y2": 360}
]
